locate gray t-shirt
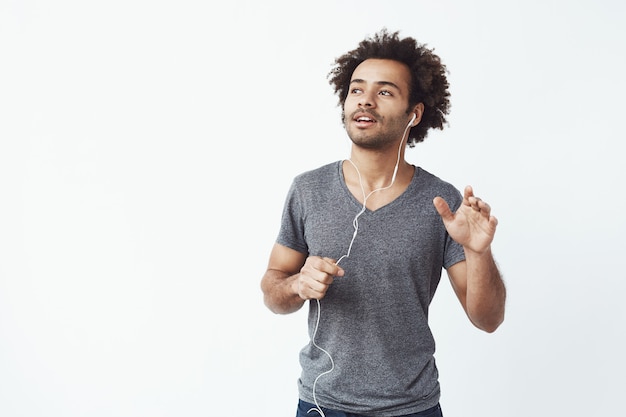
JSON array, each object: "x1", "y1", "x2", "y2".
[{"x1": 277, "y1": 161, "x2": 465, "y2": 416}]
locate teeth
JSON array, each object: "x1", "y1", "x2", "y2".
[{"x1": 357, "y1": 117, "x2": 373, "y2": 122}]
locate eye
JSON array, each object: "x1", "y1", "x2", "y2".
[
  {"x1": 379, "y1": 90, "x2": 392, "y2": 96},
  {"x1": 350, "y1": 87, "x2": 363, "y2": 94}
]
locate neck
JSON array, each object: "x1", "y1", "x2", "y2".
[
  {"x1": 347, "y1": 140, "x2": 410, "y2": 189},
  {"x1": 344, "y1": 146, "x2": 414, "y2": 193}
]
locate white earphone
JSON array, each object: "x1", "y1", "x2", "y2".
[{"x1": 408, "y1": 113, "x2": 416, "y2": 127}]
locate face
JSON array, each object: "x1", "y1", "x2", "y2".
[{"x1": 343, "y1": 59, "x2": 415, "y2": 149}]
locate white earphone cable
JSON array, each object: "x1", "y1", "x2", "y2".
[{"x1": 307, "y1": 118, "x2": 413, "y2": 417}]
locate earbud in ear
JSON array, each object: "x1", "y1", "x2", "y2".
[{"x1": 408, "y1": 113, "x2": 417, "y2": 127}]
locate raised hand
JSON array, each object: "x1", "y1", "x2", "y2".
[{"x1": 433, "y1": 185, "x2": 498, "y2": 254}]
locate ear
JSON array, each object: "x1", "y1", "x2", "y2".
[{"x1": 410, "y1": 103, "x2": 425, "y2": 126}]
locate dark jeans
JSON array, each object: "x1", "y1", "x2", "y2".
[{"x1": 296, "y1": 399, "x2": 443, "y2": 417}]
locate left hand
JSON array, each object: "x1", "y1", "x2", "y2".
[{"x1": 433, "y1": 185, "x2": 498, "y2": 254}]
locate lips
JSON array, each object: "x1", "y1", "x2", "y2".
[{"x1": 353, "y1": 112, "x2": 378, "y2": 126}]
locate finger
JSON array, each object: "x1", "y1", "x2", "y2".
[
  {"x1": 463, "y1": 185, "x2": 474, "y2": 203},
  {"x1": 299, "y1": 279, "x2": 328, "y2": 300},
  {"x1": 298, "y1": 269, "x2": 333, "y2": 300},
  {"x1": 307, "y1": 275, "x2": 334, "y2": 294},
  {"x1": 304, "y1": 260, "x2": 335, "y2": 285},
  {"x1": 322, "y1": 257, "x2": 345, "y2": 277},
  {"x1": 490, "y1": 215, "x2": 498, "y2": 228},
  {"x1": 433, "y1": 196, "x2": 454, "y2": 222},
  {"x1": 477, "y1": 200, "x2": 491, "y2": 216},
  {"x1": 468, "y1": 195, "x2": 492, "y2": 217},
  {"x1": 469, "y1": 196, "x2": 482, "y2": 211}
]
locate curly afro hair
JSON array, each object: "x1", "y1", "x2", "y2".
[{"x1": 328, "y1": 28, "x2": 450, "y2": 147}]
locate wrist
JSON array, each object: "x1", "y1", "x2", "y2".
[
  {"x1": 463, "y1": 245, "x2": 492, "y2": 258},
  {"x1": 290, "y1": 274, "x2": 305, "y2": 300}
]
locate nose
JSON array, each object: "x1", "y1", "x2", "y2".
[{"x1": 357, "y1": 90, "x2": 376, "y2": 108}]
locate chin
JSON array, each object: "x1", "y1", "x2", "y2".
[{"x1": 350, "y1": 137, "x2": 385, "y2": 150}]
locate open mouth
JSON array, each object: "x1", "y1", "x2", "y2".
[{"x1": 353, "y1": 114, "x2": 377, "y2": 126}]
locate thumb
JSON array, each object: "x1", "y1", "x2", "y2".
[
  {"x1": 433, "y1": 196, "x2": 454, "y2": 222},
  {"x1": 323, "y1": 257, "x2": 345, "y2": 277}
]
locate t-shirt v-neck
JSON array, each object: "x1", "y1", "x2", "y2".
[{"x1": 337, "y1": 160, "x2": 419, "y2": 214}]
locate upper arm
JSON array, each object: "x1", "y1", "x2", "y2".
[{"x1": 266, "y1": 243, "x2": 307, "y2": 276}]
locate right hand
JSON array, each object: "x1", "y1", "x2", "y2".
[{"x1": 295, "y1": 256, "x2": 344, "y2": 301}]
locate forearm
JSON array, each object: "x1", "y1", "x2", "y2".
[
  {"x1": 260, "y1": 269, "x2": 306, "y2": 315},
  {"x1": 464, "y1": 248, "x2": 506, "y2": 332}
]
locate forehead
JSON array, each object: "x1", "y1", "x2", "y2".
[{"x1": 351, "y1": 59, "x2": 411, "y2": 91}]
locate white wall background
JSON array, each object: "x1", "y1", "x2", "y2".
[{"x1": 1, "y1": 0, "x2": 624, "y2": 416}]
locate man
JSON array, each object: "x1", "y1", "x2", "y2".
[{"x1": 261, "y1": 29, "x2": 506, "y2": 417}]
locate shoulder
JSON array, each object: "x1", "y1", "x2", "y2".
[
  {"x1": 409, "y1": 167, "x2": 463, "y2": 211},
  {"x1": 292, "y1": 161, "x2": 341, "y2": 188},
  {"x1": 414, "y1": 167, "x2": 461, "y2": 199}
]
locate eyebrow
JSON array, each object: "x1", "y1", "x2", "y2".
[{"x1": 350, "y1": 79, "x2": 401, "y2": 91}]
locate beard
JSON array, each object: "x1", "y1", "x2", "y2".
[
  {"x1": 344, "y1": 110, "x2": 410, "y2": 150},
  {"x1": 348, "y1": 129, "x2": 397, "y2": 150}
]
